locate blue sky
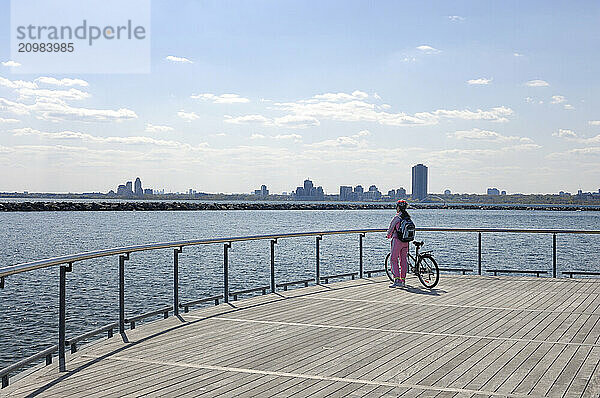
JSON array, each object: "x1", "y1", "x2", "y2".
[{"x1": 1, "y1": 0, "x2": 599, "y2": 194}]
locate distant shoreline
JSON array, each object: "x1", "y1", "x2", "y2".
[{"x1": 1, "y1": 201, "x2": 599, "y2": 212}]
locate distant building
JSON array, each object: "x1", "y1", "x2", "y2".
[
  {"x1": 126, "y1": 181, "x2": 133, "y2": 194},
  {"x1": 363, "y1": 185, "x2": 382, "y2": 201},
  {"x1": 411, "y1": 164, "x2": 428, "y2": 201},
  {"x1": 339, "y1": 186, "x2": 353, "y2": 201},
  {"x1": 444, "y1": 189, "x2": 451, "y2": 195},
  {"x1": 294, "y1": 179, "x2": 324, "y2": 200},
  {"x1": 397, "y1": 187, "x2": 407, "y2": 198},
  {"x1": 117, "y1": 182, "x2": 133, "y2": 196},
  {"x1": 388, "y1": 189, "x2": 396, "y2": 198},
  {"x1": 134, "y1": 178, "x2": 143, "y2": 196},
  {"x1": 501, "y1": 190, "x2": 507, "y2": 195},
  {"x1": 487, "y1": 188, "x2": 500, "y2": 195},
  {"x1": 354, "y1": 185, "x2": 363, "y2": 194},
  {"x1": 254, "y1": 185, "x2": 269, "y2": 196},
  {"x1": 143, "y1": 189, "x2": 153, "y2": 195}
]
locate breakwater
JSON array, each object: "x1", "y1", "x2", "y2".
[{"x1": 0, "y1": 201, "x2": 598, "y2": 212}]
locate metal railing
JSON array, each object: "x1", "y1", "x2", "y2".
[{"x1": 1, "y1": 226, "x2": 600, "y2": 388}]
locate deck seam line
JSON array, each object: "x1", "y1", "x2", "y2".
[
  {"x1": 193, "y1": 316, "x2": 600, "y2": 348},
  {"x1": 78, "y1": 354, "x2": 546, "y2": 398},
  {"x1": 292, "y1": 296, "x2": 600, "y2": 316}
]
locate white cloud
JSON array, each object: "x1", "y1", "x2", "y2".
[
  {"x1": 589, "y1": 121, "x2": 600, "y2": 126},
  {"x1": 448, "y1": 128, "x2": 534, "y2": 144},
  {"x1": 224, "y1": 114, "x2": 272, "y2": 125},
  {"x1": 2, "y1": 60, "x2": 21, "y2": 67},
  {"x1": 0, "y1": 77, "x2": 38, "y2": 89},
  {"x1": 165, "y1": 55, "x2": 193, "y2": 64},
  {"x1": 416, "y1": 45, "x2": 440, "y2": 54},
  {"x1": 553, "y1": 129, "x2": 577, "y2": 138},
  {"x1": 563, "y1": 104, "x2": 575, "y2": 110},
  {"x1": 513, "y1": 52, "x2": 524, "y2": 57},
  {"x1": 525, "y1": 97, "x2": 534, "y2": 103},
  {"x1": 250, "y1": 133, "x2": 266, "y2": 139},
  {"x1": 35, "y1": 77, "x2": 89, "y2": 87},
  {"x1": 448, "y1": 16, "x2": 465, "y2": 22},
  {"x1": 0, "y1": 97, "x2": 137, "y2": 122},
  {"x1": 551, "y1": 95, "x2": 566, "y2": 104},
  {"x1": 273, "y1": 115, "x2": 320, "y2": 129},
  {"x1": 11, "y1": 127, "x2": 207, "y2": 150},
  {"x1": 145, "y1": 124, "x2": 174, "y2": 133},
  {"x1": 525, "y1": 79, "x2": 550, "y2": 87},
  {"x1": 373, "y1": 93, "x2": 382, "y2": 100},
  {"x1": 177, "y1": 110, "x2": 200, "y2": 121},
  {"x1": 191, "y1": 93, "x2": 250, "y2": 104},
  {"x1": 467, "y1": 78, "x2": 492, "y2": 85},
  {"x1": 17, "y1": 87, "x2": 90, "y2": 101},
  {"x1": 272, "y1": 92, "x2": 513, "y2": 126},
  {"x1": 311, "y1": 91, "x2": 369, "y2": 102},
  {"x1": 273, "y1": 133, "x2": 302, "y2": 142},
  {"x1": 0, "y1": 117, "x2": 19, "y2": 123}
]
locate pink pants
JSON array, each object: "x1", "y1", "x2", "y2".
[{"x1": 391, "y1": 239, "x2": 409, "y2": 281}]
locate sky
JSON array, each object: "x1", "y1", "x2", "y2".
[{"x1": 0, "y1": 0, "x2": 599, "y2": 195}]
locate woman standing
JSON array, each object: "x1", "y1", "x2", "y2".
[{"x1": 386, "y1": 200, "x2": 412, "y2": 287}]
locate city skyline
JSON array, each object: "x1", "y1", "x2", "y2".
[{"x1": 1, "y1": 2, "x2": 599, "y2": 194}]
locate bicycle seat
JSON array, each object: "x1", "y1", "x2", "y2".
[{"x1": 413, "y1": 241, "x2": 424, "y2": 247}]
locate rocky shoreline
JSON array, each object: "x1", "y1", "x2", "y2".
[{"x1": 0, "y1": 201, "x2": 598, "y2": 212}]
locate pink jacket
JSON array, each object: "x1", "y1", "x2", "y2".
[{"x1": 386, "y1": 214, "x2": 402, "y2": 239}]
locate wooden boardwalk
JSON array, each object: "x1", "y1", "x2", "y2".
[{"x1": 4, "y1": 274, "x2": 600, "y2": 397}]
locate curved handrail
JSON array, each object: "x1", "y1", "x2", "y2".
[{"x1": 2, "y1": 227, "x2": 600, "y2": 278}]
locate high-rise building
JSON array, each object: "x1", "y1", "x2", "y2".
[
  {"x1": 125, "y1": 181, "x2": 133, "y2": 195},
  {"x1": 134, "y1": 178, "x2": 143, "y2": 196},
  {"x1": 487, "y1": 188, "x2": 500, "y2": 195},
  {"x1": 254, "y1": 185, "x2": 269, "y2": 196},
  {"x1": 294, "y1": 179, "x2": 324, "y2": 200},
  {"x1": 339, "y1": 186, "x2": 353, "y2": 201},
  {"x1": 304, "y1": 179, "x2": 314, "y2": 195},
  {"x1": 444, "y1": 189, "x2": 451, "y2": 195},
  {"x1": 397, "y1": 187, "x2": 406, "y2": 198},
  {"x1": 411, "y1": 164, "x2": 428, "y2": 201}
]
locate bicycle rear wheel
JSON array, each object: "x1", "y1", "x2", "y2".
[
  {"x1": 385, "y1": 253, "x2": 393, "y2": 282},
  {"x1": 416, "y1": 254, "x2": 439, "y2": 289},
  {"x1": 385, "y1": 252, "x2": 415, "y2": 282}
]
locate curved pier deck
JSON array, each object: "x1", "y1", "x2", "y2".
[{"x1": 4, "y1": 274, "x2": 600, "y2": 397}]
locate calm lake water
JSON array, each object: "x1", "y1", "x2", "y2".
[{"x1": 1, "y1": 208, "x2": 600, "y2": 371}]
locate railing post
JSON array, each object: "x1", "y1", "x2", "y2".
[
  {"x1": 478, "y1": 232, "x2": 482, "y2": 275},
  {"x1": 224, "y1": 243, "x2": 231, "y2": 303},
  {"x1": 552, "y1": 233, "x2": 557, "y2": 278},
  {"x1": 270, "y1": 239, "x2": 277, "y2": 293},
  {"x1": 316, "y1": 236, "x2": 322, "y2": 285},
  {"x1": 119, "y1": 253, "x2": 129, "y2": 334},
  {"x1": 359, "y1": 233, "x2": 365, "y2": 279},
  {"x1": 174, "y1": 247, "x2": 182, "y2": 316},
  {"x1": 58, "y1": 262, "x2": 72, "y2": 372}
]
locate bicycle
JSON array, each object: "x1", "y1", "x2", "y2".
[{"x1": 385, "y1": 240, "x2": 440, "y2": 288}]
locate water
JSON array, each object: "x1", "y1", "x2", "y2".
[{"x1": 1, "y1": 208, "x2": 600, "y2": 371}]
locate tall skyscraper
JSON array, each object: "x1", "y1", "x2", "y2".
[
  {"x1": 125, "y1": 181, "x2": 133, "y2": 196},
  {"x1": 411, "y1": 164, "x2": 428, "y2": 201},
  {"x1": 134, "y1": 177, "x2": 143, "y2": 196},
  {"x1": 304, "y1": 179, "x2": 314, "y2": 196}
]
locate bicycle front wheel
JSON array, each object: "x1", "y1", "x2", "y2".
[{"x1": 416, "y1": 254, "x2": 439, "y2": 289}]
